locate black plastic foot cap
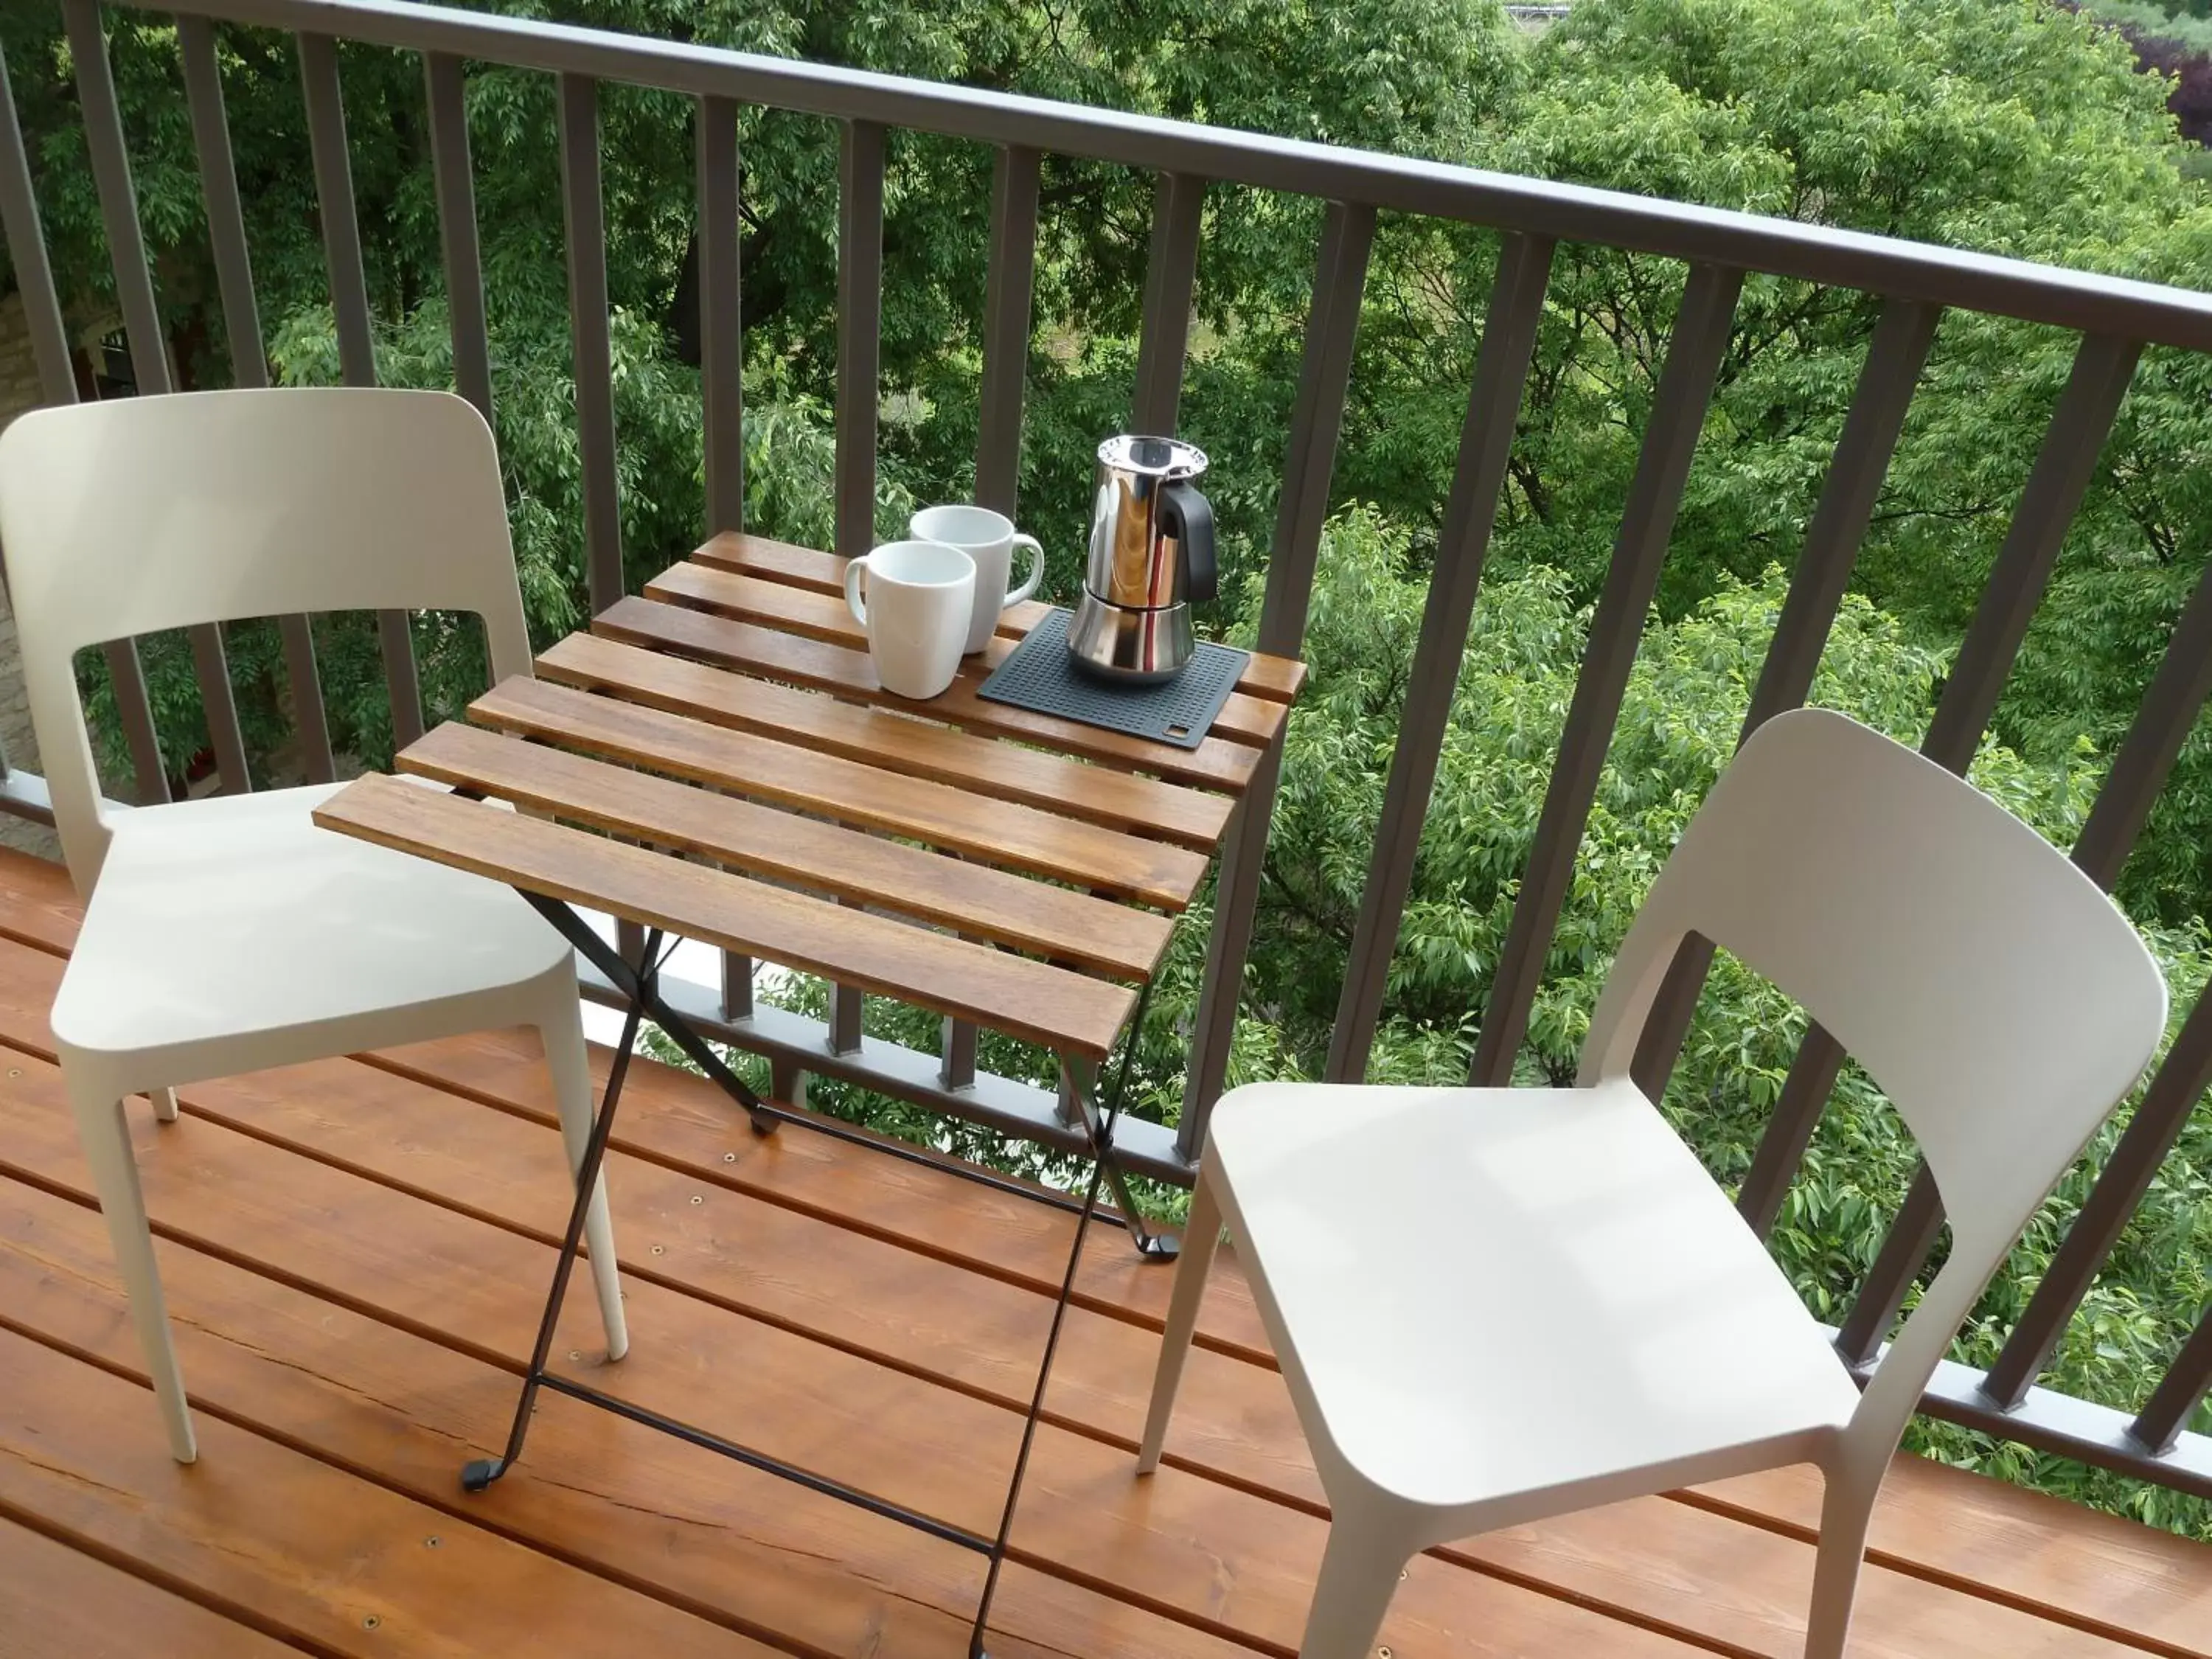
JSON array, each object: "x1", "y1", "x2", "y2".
[
  {"x1": 460, "y1": 1458, "x2": 507, "y2": 1492},
  {"x1": 1137, "y1": 1234, "x2": 1181, "y2": 1262}
]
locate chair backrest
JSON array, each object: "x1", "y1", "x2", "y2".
[
  {"x1": 0, "y1": 388, "x2": 533, "y2": 889},
  {"x1": 1578, "y1": 708, "x2": 2166, "y2": 1467}
]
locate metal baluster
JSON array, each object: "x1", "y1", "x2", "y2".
[
  {"x1": 1818, "y1": 334, "x2": 2143, "y2": 1363},
  {"x1": 939, "y1": 145, "x2": 1041, "y2": 1091},
  {"x1": 1979, "y1": 987, "x2": 2212, "y2": 1407},
  {"x1": 1738, "y1": 332, "x2": 2143, "y2": 1237},
  {"x1": 553, "y1": 72, "x2": 641, "y2": 964},
  {"x1": 1978, "y1": 554, "x2": 2212, "y2": 1408},
  {"x1": 557, "y1": 75, "x2": 622, "y2": 614},
  {"x1": 1130, "y1": 172, "x2": 1205, "y2": 434},
  {"x1": 425, "y1": 53, "x2": 493, "y2": 426},
  {"x1": 1467, "y1": 262, "x2": 1745, "y2": 1087},
  {"x1": 830, "y1": 900, "x2": 865, "y2": 1057},
  {"x1": 1628, "y1": 299, "x2": 1941, "y2": 1100},
  {"x1": 0, "y1": 45, "x2": 49, "y2": 793},
  {"x1": 1178, "y1": 201, "x2": 1374, "y2": 1160},
  {"x1": 834, "y1": 119, "x2": 884, "y2": 560},
  {"x1": 2129, "y1": 1304, "x2": 2212, "y2": 1455},
  {"x1": 827, "y1": 119, "x2": 884, "y2": 1056},
  {"x1": 698, "y1": 97, "x2": 745, "y2": 538},
  {"x1": 974, "y1": 145, "x2": 1040, "y2": 515},
  {"x1": 0, "y1": 44, "x2": 75, "y2": 408},
  {"x1": 1834, "y1": 1168, "x2": 1947, "y2": 1368},
  {"x1": 178, "y1": 21, "x2": 262, "y2": 386},
  {"x1": 68, "y1": 1, "x2": 218, "y2": 804},
  {"x1": 181, "y1": 16, "x2": 333, "y2": 787},
  {"x1": 2067, "y1": 573, "x2": 2212, "y2": 893},
  {"x1": 300, "y1": 32, "x2": 424, "y2": 749},
  {"x1": 1926, "y1": 336, "x2": 2143, "y2": 763},
  {"x1": 697, "y1": 92, "x2": 754, "y2": 1020},
  {"x1": 942, "y1": 1016, "x2": 981, "y2": 1096},
  {"x1": 1326, "y1": 234, "x2": 1554, "y2": 1083},
  {"x1": 3, "y1": 32, "x2": 169, "y2": 807}
]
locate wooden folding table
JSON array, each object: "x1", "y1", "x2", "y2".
[{"x1": 313, "y1": 532, "x2": 1303, "y2": 1657}]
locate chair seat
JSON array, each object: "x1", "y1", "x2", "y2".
[
  {"x1": 1208, "y1": 1078, "x2": 1862, "y2": 1513},
  {"x1": 50, "y1": 782, "x2": 568, "y2": 1077}
]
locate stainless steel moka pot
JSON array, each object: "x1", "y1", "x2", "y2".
[{"x1": 1067, "y1": 434, "x2": 1217, "y2": 684}]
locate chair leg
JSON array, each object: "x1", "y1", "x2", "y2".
[
  {"x1": 1138, "y1": 1160, "x2": 1222, "y2": 1472},
  {"x1": 1804, "y1": 1461, "x2": 1882, "y2": 1659},
  {"x1": 538, "y1": 981, "x2": 630, "y2": 1363},
  {"x1": 1297, "y1": 1517, "x2": 1410, "y2": 1659},
  {"x1": 67, "y1": 1081, "x2": 196, "y2": 1462},
  {"x1": 147, "y1": 1088, "x2": 179, "y2": 1124}
]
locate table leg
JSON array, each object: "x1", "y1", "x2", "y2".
[
  {"x1": 967, "y1": 982, "x2": 1162, "y2": 1658},
  {"x1": 478, "y1": 894, "x2": 1176, "y2": 1659},
  {"x1": 1060, "y1": 1054, "x2": 1179, "y2": 1261},
  {"x1": 521, "y1": 892, "x2": 779, "y2": 1138},
  {"x1": 462, "y1": 925, "x2": 666, "y2": 1492}
]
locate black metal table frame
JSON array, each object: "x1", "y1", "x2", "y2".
[{"x1": 461, "y1": 892, "x2": 1173, "y2": 1659}]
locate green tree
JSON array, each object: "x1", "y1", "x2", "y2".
[
  {"x1": 1, "y1": 0, "x2": 1509, "y2": 781},
  {"x1": 1368, "y1": 1, "x2": 2212, "y2": 925}
]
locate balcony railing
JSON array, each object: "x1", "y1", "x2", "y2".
[{"x1": 1, "y1": 0, "x2": 2208, "y2": 1512}]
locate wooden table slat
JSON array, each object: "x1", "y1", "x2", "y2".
[
  {"x1": 595, "y1": 595, "x2": 1264, "y2": 793},
  {"x1": 400, "y1": 722, "x2": 1173, "y2": 981},
  {"x1": 647, "y1": 560, "x2": 1283, "y2": 749},
  {"x1": 537, "y1": 632, "x2": 1232, "y2": 851},
  {"x1": 313, "y1": 776, "x2": 1136, "y2": 1060},
  {"x1": 471, "y1": 676, "x2": 1207, "y2": 911},
  {"x1": 692, "y1": 531, "x2": 1308, "y2": 703}
]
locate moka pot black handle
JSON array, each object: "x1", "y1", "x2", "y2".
[{"x1": 1161, "y1": 480, "x2": 1217, "y2": 604}]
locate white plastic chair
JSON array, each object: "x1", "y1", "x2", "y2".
[
  {"x1": 0, "y1": 387, "x2": 629, "y2": 1464},
  {"x1": 1138, "y1": 708, "x2": 2166, "y2": 1659}
]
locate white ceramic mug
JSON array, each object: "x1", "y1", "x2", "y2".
[
  {"x1": 910, "y1": 504, "x2": 1045, "y2": 654},
  {"x1": 843, "y1": 540, "x2": 976, "y2": 700}
]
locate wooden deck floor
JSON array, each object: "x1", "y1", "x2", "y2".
[{"x1": 0, "y1": 844, "x2": 2205, "y2": 1658}]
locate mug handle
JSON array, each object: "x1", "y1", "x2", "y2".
[
  {"x1": 843, "y1": 555, "x2": 870, "y2": 625},
  {"x1": 1004, "y1": 534, "x2": 1044, "y2": 608}
]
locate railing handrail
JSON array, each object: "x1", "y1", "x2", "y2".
[{"x1": 158, "y1": 0, "x2": 2212, "y2": 350}]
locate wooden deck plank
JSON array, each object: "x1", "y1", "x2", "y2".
[
  {"x1": 314, "y1": 775, "x2": 1136, "y2": 1060},
  {"x1": 686, "y1": 533, "x2": 1308, "y2": 703},
  {"x1": 0, "y1": 922, "x2": 1279, "y2": 1383},
  {"x1": 536, "y1": 632, "x2": 1234, "y2": 851},
  {"x1": 470, "y1": 675, "x2": 1208, "y2": 909},
  {"x1": 0, "y1": 1011, "x2": 2141, "y2": 1659},
  {"x1": 400, "y1": 722, "x2": 1173, "y2": 981},
  {"x1": 0, "y1": 1180, "x2": 1201, "y2": 1659},
  {"x1": 0, "y1": 848, "x2": 2202, "y2": 1659},
  {"x1": 1451, "y1": 1493, "x2": 2154, "y2": 1659},
  {"x1": 644, "y1": 560, "x2": 1285, "y2": 748},
  {"x1": 0, "y1": 1067, "x2": 1700, "y2": 1659},
  {"x1": 0, "y1": 1324, "x2": 765, "y2": 1658},
  {"x1": 593, "y1": 597, "x2": 1264, "y2": 793},
  {"x1": 55, "y1": 1016, "x2": 2144, "y2": 1659},
  {"x1": 0, "y1": 1514, "x2": 304, "y2": 1659},
  {"x1": 366, "y1": 1020, "x2": 1281, "y2": 1360},
  {"x1": 0, "y1": 946, "x2": 1321, "y2": 1522},
  {"x1": 352, "y1": 1037, "x2": 2212, "y2": 1659},
  {"x1": 1688, "y1": 1463, "x2": 2212, "y2": 1659}
]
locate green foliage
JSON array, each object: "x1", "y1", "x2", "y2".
[{"x1": 6, "y1": 0, "x2": 2212, "y2": 1532}]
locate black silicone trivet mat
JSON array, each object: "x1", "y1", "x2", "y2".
[{"x1": 975, "y1": 608, "x2": 1249, "y2": 749}]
